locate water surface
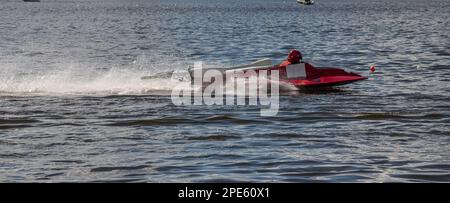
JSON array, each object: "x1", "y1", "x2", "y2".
[{"x1": 0, "y1": 0, "x2": 449, "y2": 182}]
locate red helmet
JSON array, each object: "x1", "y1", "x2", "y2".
[{"x1": 287, "y1": 49, "x2": 302, "y2": 63}]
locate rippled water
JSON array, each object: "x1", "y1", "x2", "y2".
[{"x1": 0, "y1": 0, "x2": 449, "y2": 182}]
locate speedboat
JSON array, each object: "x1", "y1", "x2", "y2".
[
  {"x1": 280, "y1": 63, "x2": 367, "y2": 88},
  {"x1": 188, "y1": 59, "x2": 367, "y2": 89},
  {"x1": 297, "y1": 0, "x2": 314, "y2": 5}
]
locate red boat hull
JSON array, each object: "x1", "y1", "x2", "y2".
[
  {"x1": 288, "y1": 75, "x2": 368, "y2": 88},
  {"x1": 275, "y1": 63, "x2": 368, "y2": 88},
  {"x1": 187, "y1": 61, "x2": 368, "y2": 89}
]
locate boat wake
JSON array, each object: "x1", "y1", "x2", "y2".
[{"x1": 0, "y1": 60, "x2": 189, "y2": 96}]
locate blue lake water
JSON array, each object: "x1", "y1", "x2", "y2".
[{"x1": 0, "y1": 0, "x2": 449, "y2": 182}]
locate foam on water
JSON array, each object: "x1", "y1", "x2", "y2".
[{"x1": 0, "y1": 55, "x2": 192, "y2": 96}]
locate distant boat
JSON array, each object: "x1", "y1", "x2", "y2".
[
  {"x1": 23, "y1": 0, "x2": 40, "y2": 2},
  {"x1": 297, "y1": 0, "x2": 314, "y2": 5}
]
